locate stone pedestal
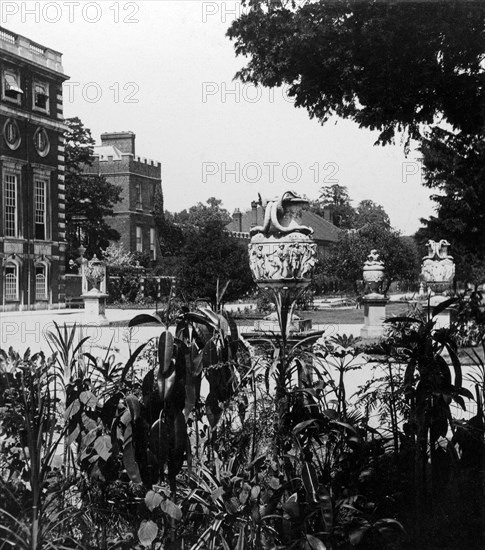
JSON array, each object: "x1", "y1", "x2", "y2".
[
  {"x1": 361, "y1": 294, "x2": 389, "y2": 340},
  {"x1": 82, "y1": 290, "x2": 109, "y2": 325}
]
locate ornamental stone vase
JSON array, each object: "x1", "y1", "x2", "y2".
[
  {"x1": 362, "y1": 249, "x2": 385, "y2": 296},
  {"x1": 82, "y1": 255, "x2": 109, "y2": 325},
  {"x1": 248, "y1": 191, "x2": 317, "y2": 288},
  {"x1": 248, "y1": 191, "x2": 316, "y2": 340},
  {"x1": 420, "y1": 239, "x2": 455, "y2": 295}
]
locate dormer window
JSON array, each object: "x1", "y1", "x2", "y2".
[
  {"x1": 33, "y1": 81, "x2": 49, "y2": 112},
  {"x1": 2, "y1": 70, "x2": 23, "y2": 104}
]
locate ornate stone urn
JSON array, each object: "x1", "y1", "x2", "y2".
[
  {"x1": 82, "y1": 254, "x2": 108, "y2": 324},
  {"x1": 248, "y1": 191, "x2": 317, "y2": 288},
  {"x1": 362, "y1": 249, "x2": 385, "y2": 296},
  {"x1": 84, "y1": 255, "x2": 106, "y2": 293},
  {"x1": 421, "y1": 239, "x2": 455, "y2": 295},
  {"x1": 248, "y1": 191, "x2": 316, "y2": 339}
]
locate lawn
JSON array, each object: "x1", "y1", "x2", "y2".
[{"x1": 234, "y1": 300, "x2": 414, "y2": 325}]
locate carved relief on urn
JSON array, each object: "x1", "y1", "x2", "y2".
[
  {"x1": 421, "y1": 239, "x2": 455, "y2": 293},
  {"x1": 362, "y1": 249, "x2": 385, "y2": 295},
  {"x1": 248, "y1": 191, "x2": 316, "y2": 284}
]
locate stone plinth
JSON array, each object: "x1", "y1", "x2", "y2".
[
  {"x1": 360, "y1": 294, "x2": 389, "y2": 340},
  {"x1": 82, "y1": 291, "x2": 109, "y2": 325}
]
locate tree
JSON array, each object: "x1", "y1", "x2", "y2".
[
  {"x1": 227, "y1": 1, "x2": 485, "y2": 145},
  {"x1": 416, "y1": 128, "x2": 485, "y2": 285},
  {"x1": 353, "y1": 200, "x2": 391, "y2": 230},
  {"x1": 312, "y1": 184, "x2": 355, "y2": 228},
  {"x1": 178, "y1": 218, "x2": 254, "y2": 308},
  {"x1": 65, "y1": 118, "x2": 122, "y2": 263},
  {"x1": 173, "y1": 197, "x2": 231, "y2": 228},
  {"x1": 325, "y1": 225, "x2": 420, "y2": 293}
]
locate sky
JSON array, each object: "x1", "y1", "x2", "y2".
[{"x1": 2, "y1": 0, "x2": 436, "y2": 234}]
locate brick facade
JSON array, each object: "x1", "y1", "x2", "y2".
[
  {"x1": 83, "y1": 132, "x2": 162, "y2": 260},
  {"x1": 0, "y1": 27, "x2": 68, "y2": 311}
]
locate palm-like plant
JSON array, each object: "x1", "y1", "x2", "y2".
[
  {"x1": 383, "y1": 298, "x2": 473, "y2": 545},
  {"x1": 0, "y1": 348, "x2": 80, "y2": 550}
]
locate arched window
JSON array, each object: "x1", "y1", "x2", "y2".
[
  {"x1": 5, "y1": 262, "x2": 19, "y2": 301},
  {"x1": 35, "y1": 263, "x2": 48, "y2": 301}
]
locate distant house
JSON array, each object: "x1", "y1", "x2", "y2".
[
  {"x1": 0, "y1": 27, "x2": 69, "y2": 311},
  {"x1": 226, "y1": 201, "x2": 341, "y2": 256},
  {"x1": 83, "y1": 132, "x2": 162, "y2": 261}
]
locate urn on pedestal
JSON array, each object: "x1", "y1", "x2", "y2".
[
  {"x1": 361, "y1": 249, "x2": 388, "y2": 340},
  {"x1": 82, "y1": 255, "x2": 109, "y2": 325},
  {"x1": 420, "y1": 239, "x2": 455, "y2": 327},
  {"x1": 248, "y1": 191, "x2": 317, "y2": 340}
]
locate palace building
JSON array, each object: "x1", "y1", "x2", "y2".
[
  {"x1": 83, "y1": 132, "x2": 162, "y2": 260},
  {"x1": 0, "y1": 27, "x2": 68, "y2": 311}
]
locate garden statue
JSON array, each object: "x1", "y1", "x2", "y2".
[
  {"x1": 362, "y1": 249, "x2": 385, "y2": 295},
  {"x1": 248, "y1": 191, "x2": 316, "y2": 283},
  {"x1": 421, "y1": 239, "x2": 455, "y2": 294}
]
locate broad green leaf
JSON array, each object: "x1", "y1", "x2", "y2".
[
  {"x1": 81, "y1": 428, "x2": 98, "y2": 451},
  {"x1": 160, "y1": 498, "x2": 182, "y2": 521},
  {"x1": 145, "y1": 490, "x2": 163, "y2": 511},
  {"x1": 64, "y1": 399, "x2": 81, "y2": 420},
  {"x1": 432, "y1": 297, "x2": 458, "y2": 318},
  {"x1": 123, "y1": 424, "x2": 142, "y2": 483},
  {"x1": 125, "y1": 395, "x2": 142, "y2": 421},
  {"x1": 349, "y1": 525, "x2": 369, "y2": 546},
  {"x1": 268, "y1": 476, "x2": 281, "y2": 490},
  {"x1": 79, "y1": 391, "x2": 98, "y2": 409},
  {"x1": 250, "y1": 485, "x2": 261, "y2": 500},
  {"x1": 138, "y1": 519, "x2": 158, "y2": 547},
  {"x1": 129, "y1": 314, "x2": 161, "y2": 327},
  {"x1": 121, "y1": 342, "x2": 148, "y2": 382},
  {"x1": 67, "y1": 425, "x2": 80, "y2": 446},
  {"x1": 158, "y1": 331, "x2": 174, "y2": 375},
  {"x1": 293, "y1": 419, "x2": 317, "y2": 435},
  {"x1": 93, "y1": 435, "x2": 112, "y2": 461}
]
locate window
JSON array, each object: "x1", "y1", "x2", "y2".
[
  {"x1": 34, "y1": 179, "x2": 47, "y2": 240},
  {"x1": 3, "y1": 118, "x2": 21, "y2": 150},
  {"x1": 33, "y1": 127, "x2": 50, "y2": 157},
  {"x1": 33, "y1": 81, "x2": 49, "y2": 112},
  {"x1": 4, "y1": 173, "x2": 18, "y2": 237},
  {"x1": 5, "y1": 263, "x2": 19, "y2": 301},
  {"x1": 35, "y1": 264, "x2": 47, "y2": 300},
  {"x1": 136, "y1": 226, "x2": 143, "y2": 252},
  {"x1": 136, "y1": 182, "x2": 142, "y2": 209},
  {"x1": 150, "y1": 228, "x2": 156, "y2": 260},
  {"x1": 2, "y1": 70, "x2": 23, "y2": 103}
]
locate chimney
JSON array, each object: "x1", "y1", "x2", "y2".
[
  {"x1": 100, "y1": 131, "x2": 136, "y2": 154},
  {"x1": 250, "y1": 200, "x2": 258, "y2": 228},
  {"x1": 233, "y1": 208, "x2": 242, "y2": 232},
  {"x1": 323, "y1": 205, "x2": 334, "y2": 224}
]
